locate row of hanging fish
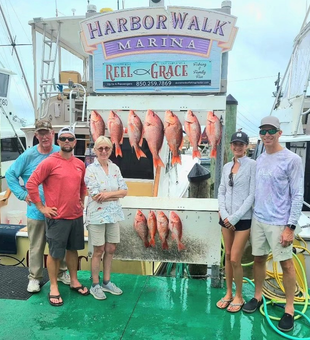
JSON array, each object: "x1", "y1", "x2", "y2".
[
  {"x1": 134, "y1": 210, "x2": 186, "y2": 252},
  {"x1": 90, "y1": 109, "x2": 222, "y2": 165}
]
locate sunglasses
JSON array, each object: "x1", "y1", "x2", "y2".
[
  {"x1": 59, "y1": 136, "x2": 75, "y2": 142},
  {"x1": 97, "y1": 146, "x2": 111, "y2": 152},
  {"x1": 228, "y1": 172, "x2": 234, "y2": 187},
  {"x1": 259, "y1": 129, "x2": 279, "y2": 135}
]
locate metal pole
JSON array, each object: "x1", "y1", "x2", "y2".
[
  {"x1": 0, "y1": 5, "x2": 35, "y2": 109},
  {"x1": 32, "y1": 24, "x2": 38, "y2": 119}
]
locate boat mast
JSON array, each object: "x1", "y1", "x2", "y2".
[{"x1": 0, "y1": 4, "x2": 35, "y2": 110}]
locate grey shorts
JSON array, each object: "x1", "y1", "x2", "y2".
[
  {"x1": 87, "y1": 223, "x2": 120, "y2": 246},
  {"x1": 46, "y1": 217, "x2": 85, "y2": 259},
  {"x1": 250, "y1": 217, "x2": 293, "y2": 262}
]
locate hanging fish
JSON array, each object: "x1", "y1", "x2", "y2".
[
  {"x1": 143, "y1": 109, "x2": 165, "y2": 168},
  {"x1": 184, "y1": 110, "x2": 202, "y2": 159},
  {"x1": 205, "y1": 111, "x2": 222, "y2": 158},
  {"x1": 156, "y1": 211, "x2": 169, "y2": 250},
  {"x1": 169, "y1": 211, "x2": 186, "y2": 251},
  {"x1": 164, "y1": 110, "x2": 183, "y2": 166},
  {"x1": 108, "y1": 110, "x2": 123, "y2": 157},
  {"x1": 134, "y1": 210, "x2": 150, "y2": 248},
  {"x1": 90, "y1": 110, "x2": 105, "y2": 142},
  {"x1": 127, "y1": 110, "x2": 146, "y2": 160},
  {"x1": 147, "y1": 210, "x2": 157, "y2": 247}
]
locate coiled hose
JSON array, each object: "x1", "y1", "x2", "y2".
[{"x1": 221, "y1": 235, "x2": 310, "y2": 339}]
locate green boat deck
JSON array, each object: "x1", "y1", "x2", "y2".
[
  {"x1": 1, "y1": 271, "x2": 309, "y2": 340},
  {"x1": 0, "y1": 271, "x2": 310, "y2": 340}
]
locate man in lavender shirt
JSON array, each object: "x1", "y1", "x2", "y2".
[{"x1": 242, "y1": 116, "x2": 304, "y2": 332}]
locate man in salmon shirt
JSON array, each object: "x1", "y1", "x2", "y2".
[{"x1": 27, "y1": 126, "x2": 89, "y2": 306}]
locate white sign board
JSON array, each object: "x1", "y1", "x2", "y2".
[{"x1": 110, "y1": 197, "x2": 221, "y2": 265}]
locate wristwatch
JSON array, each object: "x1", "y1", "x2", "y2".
[{"x1": 287, "y1": 224, "x2": 296, "y2": 230}]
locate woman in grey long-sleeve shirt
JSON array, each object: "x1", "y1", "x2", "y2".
[{"x1": 216, "y1": 131, "x2": 256, "y2": 313}]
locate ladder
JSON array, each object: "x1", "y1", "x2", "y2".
[{"x1": 39, "y1": 22, "x2": 62, "y2": 119}]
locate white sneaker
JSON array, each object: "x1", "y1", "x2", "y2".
[
  {"x1": 101, "y1": 282, "x2": 123, "y2": 295},
  {"x1": 27, "y1": 279, "x2": 40, "y2": 293},
  {"x1": 90, "y1": 284, "x2": 107, "y2": 300},
  {"x1": 57, "y1": 271, "x2": 71, "y2": 285}
]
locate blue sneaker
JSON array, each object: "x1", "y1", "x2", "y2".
[
  {"x1": 101, "y1": 282, "x2": 123, "y2": 295},
  {"x1": 90, "y1": 284, "x2": 106, "y2": 300}
]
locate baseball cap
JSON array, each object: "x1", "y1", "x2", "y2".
[
  {"x1": 35, "y1": 120, "x2": 52, "y2": 132},
  {"x1": 259, "y1": 116, "x2": 280, "y2": 129},
  {"x1": 58, "y1": 126, "x2": 76, "y2": 138},
  {"x1": 230, "y1": 131, "x2": 249, "y2": 145}
]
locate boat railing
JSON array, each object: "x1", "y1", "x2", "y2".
[
  {"x1": 304, "y1": 201, "x2": 310, "y2": 209},
  {"x1": 68, "y1": 83, "x2": 87, "y2": 127}
]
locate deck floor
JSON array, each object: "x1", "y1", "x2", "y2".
[{"x1": 0, "y1": 271, "x2": 309, "y2": 340}]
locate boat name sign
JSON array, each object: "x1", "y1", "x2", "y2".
[{"x1": 80, "y1": 6, "x2": 238, "y2": 93}]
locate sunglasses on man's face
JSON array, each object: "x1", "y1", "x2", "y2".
[
  {"x1": 259, "y1": 129, "x2": 279, "y2": 135},
  {"x1": 97, "y1": 146, "x2": 111, "y2": 152},
  {"x1": 59, "y1": 136, "x2": 75, "y2": 142}
]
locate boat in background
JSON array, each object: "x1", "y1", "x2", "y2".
[
  {"x1": 262, "y1": 6, "x2": 310, "y2": 280},
  {"x1": 0, "y1": 62, "x2": 27, "y2": 190},
  {"x1": 0, "y1": 2, "x2": 228, "y2": 273}
]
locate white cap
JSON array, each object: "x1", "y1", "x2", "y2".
[
  {"x1": 259, "y1": 116, "x2": 280, "y2": 129},
  {"x1": 58, "y1": 126, "x2": 75, "y2": 138}
]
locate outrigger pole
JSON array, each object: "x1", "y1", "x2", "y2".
[{"x1": 0, "y1": 4, "x2": 35, "y2": 110}]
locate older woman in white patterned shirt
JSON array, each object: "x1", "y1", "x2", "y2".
[
  {"x1": 216, "y1": 131, "x2": 256, "y2": 313},
  {"x1": 85, "y1": 136, "x2": 128, "y2": 300}
]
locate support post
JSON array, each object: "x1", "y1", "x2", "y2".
[
  {"x1": 225, "y1": 94, "x2": 238, "y2": 164},
  {"x1": 211, "y1": 264, "x2": 222, "y2": 288}
]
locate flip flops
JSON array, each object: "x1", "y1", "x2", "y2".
[
  {"x1": 48, "y1": 293, "x2": 64, "y2": 307},
  {"x1": 70, "y1": 284, "x2": 90, "y2": 296},
  {"x1": 227, "y1": 299, "x2": 245, "y2": 313},
  {"x1": 216, "y1": 297, "x2": 233, "y2": 309}
]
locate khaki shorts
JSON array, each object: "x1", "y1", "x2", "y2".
[
  {"x1": 250, "y1": 217, "x2": 292, "y2": 262},
  {"x1": 87, "y1": 223, "x2": 120, "y2": 246}
]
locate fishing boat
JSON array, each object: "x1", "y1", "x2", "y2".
[
  {"x1": 268, "y1": 6, "x2": 310, "y2": 258},
  {"x1": 0, "y1": 1, "x2": 309, "y2": 339},
  {"x1": 0, "y1": 62, "x2": 27, "y2": 190}
]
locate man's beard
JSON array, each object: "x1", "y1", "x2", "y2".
[{"x1": 61, "y1": 145, "x2": 74, "y2": 153}]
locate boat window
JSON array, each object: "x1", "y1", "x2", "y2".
[
  {"x1": 287, "y1": 141, "x2": 310, "y2": 211},
  {"x1": 1, "y1": 137, "x2": 26, "y2": 161},
  {"x1": 0, "y1": 73, "x2": 9, "y2": 98}
]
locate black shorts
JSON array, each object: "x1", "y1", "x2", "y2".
[
  {"x1": 219, "y1": 218, "x2": 251, "y2": 231},
  {"x1": 46, "y1": 216, "x2": 85, "y2": 259}
]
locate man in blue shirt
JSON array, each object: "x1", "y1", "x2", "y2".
[
  {"x1": 242, "y1": 116, "x2": 304, "y2": 332},
  {"x1": 5, "y1": 120, "x2": 70, "y2": 293}
]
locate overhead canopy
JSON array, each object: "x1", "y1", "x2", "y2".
[{"x1": 28, "y1": 15, "x2": 88, "y2": 60}]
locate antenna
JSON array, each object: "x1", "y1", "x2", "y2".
[
  {"x1": 55, "y1": 0, "x2": 58, "y2": 17},
  {"x1": 72, "y1": 8, "x2": 76, "y2": 16},
  {"x1": 0, "y1": 4, "x2": 34, "y2": 109}
]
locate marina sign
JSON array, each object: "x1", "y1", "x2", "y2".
[
  {"x1": 102, "y1": 60, "x2": 212, "y2": 88},
  {"x1": 80, "y1": 6, "x2": 238, "y2": 93}
]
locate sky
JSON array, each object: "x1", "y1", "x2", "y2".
[{"x1": 0, "y1": 0, "x2": 309, "y2": 137}]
